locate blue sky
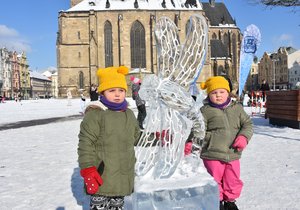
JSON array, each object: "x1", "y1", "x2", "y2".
[{"x1": 0, "y1": 0, "x2": 299, "y2": 71}]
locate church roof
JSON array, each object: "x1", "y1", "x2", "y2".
[
  {"x1": 67, "y1": 0, "x2": 202, "y2": 11},
  {"x1": 210, "y1": 39, "x2": 228, "y2": 58},
  {"x1": 202, "y1": 2, "x2": 236, "y2": 27}
]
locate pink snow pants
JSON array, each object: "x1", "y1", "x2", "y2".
[{"x1": 203, "y1": 159, "x2": 243, "y2": 202}]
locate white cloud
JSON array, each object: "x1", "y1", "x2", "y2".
[
  {"x1": 278, "y1": 34, "x2": 293, "y2": 42},
  {"x1": 0, "y1": 24, "x2": 31, "y2": 52},
  {"x1": 272, "y1": 33, "x2": 294, "y2": 49}
]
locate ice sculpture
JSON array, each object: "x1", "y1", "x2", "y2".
[
  {"x1": 135, "y1": 14, "x2": 208, "y2": 179},
  {"x1": 129, "y1": 14, "x2": 219, "y2": 210}
]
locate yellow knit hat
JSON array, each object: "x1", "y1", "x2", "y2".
[
  {"x1": 200, "y1": 76, "x2": 230, "y2": 94},
  {"x1": 97, "y1": 66, "x2": 129, "y2": 93}
]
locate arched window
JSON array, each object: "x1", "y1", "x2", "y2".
[
  {"x1": 79, "y1": 71, "x2": 84, "y2": 89},
  {"x1": 213, "y1": 59, "x2": 218, "y2": 76},
  {"x1": 104, "y1": 20, "x2": 113, "y2": 67},
  {"x1": 223, "y1": 32, "x2": 229, "y2": 55},
  {"x1": 212, "y1": 33, "x2": 217, "y2": 40},
  {"x1": 130, "y1": 21, "x2": 146, "y2": 69},
  {"x1": 218, "y1": 65, "x2": 225, "y2": 76},
  {"x1": 232, "y1": 34, "x2": 237, "y2": 78}
]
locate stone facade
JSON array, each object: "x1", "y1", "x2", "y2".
[
  {"x1": 258, "y1": 47, "x2": 300, "y2": 90},
  {"x1": 57, "y1": 0, "x2": 242, "y2": 97},
  {"x1": 18, "y1": 52, "x2": 30, "y2": 99}
]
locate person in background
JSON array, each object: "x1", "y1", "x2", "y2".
[
  {"x1": 130, "y1": 76, "x2": 147, "y2": 129},
  {"x1": 80, "y1": 91, "x2": 86, "y2": 114},
  {"x1": 200, "y1": 76, "x2": 253, "y2": 210},
  {"x1": 90, "y1": 84, "x2": 99, "y2": 101},
  {"x1": 260, "y1": 79, "x2": 270, "y2": 102},
  {"x1": 67, "y1": 89, "x2": 72, "y2": 106},
  {"x1": 78, "y1": 66, "x2": 141, "y2": 210}
]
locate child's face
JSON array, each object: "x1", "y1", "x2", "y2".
[
  {"x1": 103, "y1": 88, "x2": 126, "y2": 103},
  {"x1": 208, "y1": 88, "x2": 229, "y2": 105}
]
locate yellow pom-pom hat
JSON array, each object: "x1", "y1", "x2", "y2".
[
  {"x1": 97, "y1": 66, "x2": 129, "y2": 93},
  {"x1": 200, "y1": 76, "x2": 230, "y2": 94}
]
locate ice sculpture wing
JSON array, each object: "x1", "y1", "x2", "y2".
[
  {"x1": 171, "y1": 14, "x2": 208, "y2": 87},
  {"x1": 155, "y1": 16, "x2": 181, "y2": 79}
]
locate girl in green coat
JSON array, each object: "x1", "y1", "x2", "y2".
[
  {"x1": 78, "y1": 66, "x2": 141, "y2": 210},
  {"x1": 200, "y1": 76, "x2": 253, "y2": 210}
]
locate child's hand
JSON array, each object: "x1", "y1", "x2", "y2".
[
  {"x1": 233, "y1": 135, "x2": 248, "y2": 151},
  {"x1": 80, "y1": 166, "x2": 103, "y2": 195}
]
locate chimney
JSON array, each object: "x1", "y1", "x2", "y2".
[{"x1": 209, "y1": 0, "x2": 215, "y2": 7}]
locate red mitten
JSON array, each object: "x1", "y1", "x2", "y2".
[
  {"x1": 232, "y1": 135, "x2": 248, "y2": 151},
  {"x1": 184, "y1": 142, "x2": 193, "y2": 156},
  {"x1": 80, "y1": 166, "x2": 103, "y2": 194}
]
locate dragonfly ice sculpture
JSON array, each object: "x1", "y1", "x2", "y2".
[{"x1": 135, "y1": 14, "x2": 208, "y2": 179}]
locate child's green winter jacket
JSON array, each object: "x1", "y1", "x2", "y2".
[
  {"x1": 200, "y1": 101, "x2": 253, "y2": 162},
  {"x1": 78, "y1": 102, "x2": 141, "y2": 196}
]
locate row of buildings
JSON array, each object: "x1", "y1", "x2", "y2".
[
  {"x1": 246, "y1": 47, "x2": 300, "y2": 91},
  {"x1": 0, "y1": 48, "x2": 58, "y2": 99}
]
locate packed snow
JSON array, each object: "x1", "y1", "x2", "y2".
[
  {"x1": 0, "y1": 98, "x2": 300, "y2": 210},
  {"x1": 67, "y1": 0, "x2": 202, "y2": 12}
]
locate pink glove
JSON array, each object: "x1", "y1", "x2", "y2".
[
  {"x1": 232, "y1": 135, "x2": 248, "y2": 151},
  {"x1": 184, "y1": 142, "x2": 193, "y2": 156}
]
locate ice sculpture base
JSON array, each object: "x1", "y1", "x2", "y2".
[{"x1": 125, "y1": 155, "x2": 219, "y2": 210}]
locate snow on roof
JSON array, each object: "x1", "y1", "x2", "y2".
[
  {"x1": 67, "y1": 0, "x2": 202, "y2": 12},
  {"x1": 288, "y1": 50, "x2": 300, "y2": 68},
  {"x1": 42, "y1": 70, "x2": 53, "y2": 78},
  {"x1": 30, "y1": 71, "x2": 51, "y2": 81}
]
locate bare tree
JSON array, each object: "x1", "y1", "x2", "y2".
[
  {"x1": 247, "y1": 0, "x2": 300, "y2": 14},
  {"x1": 250, "y1": 0, "x2": 300, "y2": 7}
]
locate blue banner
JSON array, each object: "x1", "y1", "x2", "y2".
[{"x1": 239, "y1": 24, "x2": 261, "y2": 96}]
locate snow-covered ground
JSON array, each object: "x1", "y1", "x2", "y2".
[{"x1": 0, "y1": 98, "x2": 300, "y2": 210}]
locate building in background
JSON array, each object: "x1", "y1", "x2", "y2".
[
  {"x1": 42, "y1": 68, "x2": 59, "y2": 98},
  {"x1": 0, "y1": 48, "x2": 11, "y2": 98},
  {"x1": 288, "y1": 49, "x2": 300, "y2": 89},
  {"x1": 57, "y1": 0, "x2": 242, "y2": 97},
  {"x1": 10, "y1": 51, "x2": 21, "y2": 99},
  {"x1": 30, "y1": 71, "x2": 52, "y2": 99},
  {"x1": 18, "y1": 52, "x2": 30, "y2": 99},
  {"x1": 258, "y1": 47, "x2": 299, "y2": 90},
  {"x1": 246, "y1": 57, "x2": 259, "y2": 92},
  {"x1": 202, "y1": 1, "x2": 242, "y2": 93},
  {"x1": 0, "y1": 48, "x2": 24, "y2": 99},
  {"x1": 1, "y1": 48, "x2": 57, "y2": 100}
]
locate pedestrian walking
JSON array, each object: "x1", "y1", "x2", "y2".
[
  {"x1": 259, "y1": 79, "x2": 270, "y2": 102},
  {"x1": 80, "y1": 92, "x2": 86, "y2": 114},
  {"x1": 90, "y1": 84, "x2": 99, "y2": 101},
  {"x1": 130, "y1": 76, "x2": 147, "y2": 129},
  {"x1": 67, "y1": 89, "x2": 72, "y2": 106}
]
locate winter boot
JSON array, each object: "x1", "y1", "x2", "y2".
[
  {"x1": 224, "y1": 201, "x2": 239, "y2": 210},
  {"x1": 219, "y1": 201, "x2": 225, "y2": 210}
]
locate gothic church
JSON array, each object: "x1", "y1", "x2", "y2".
[{"x1": 57, "y1": 0, "x2": 241, "y2": 96}]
